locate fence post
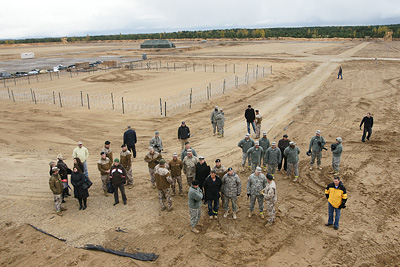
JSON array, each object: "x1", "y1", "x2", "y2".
[
  {"x1": 7, "y1": 87, "x2": 10, "y2": 99},
  {"x1": 263, "y1": 67, "x2": 265, "y2": 77},
  {"x1": 190, "y1": 88, "x2": 192, "y2": 109},
  {"x1": 164, "y1": 101, "x2": 166, "y2": 117},
  {"x1": 80, "y1": 91, "x2": 83, "y2": 106},
  {"x1": 206, "y1": 86, "x2": 209, "y2": 100},
  {"x1": 223, "y1": 79, "x2": 226, "y2": 94},
  {"x1": 87, "y1": 94, "x2": 90, "y2": 109},
  {"x1": 234, "y1": 64, "x2": 236, "y2": 73},
  {"x1": 247, "y1": 64, "x2": 249, "y2": 72},
  {"x1": 111, "y1": 93, "x2": 114, "y2": 110},
  {"x1": 209, "y1": 83, "x2": 211, "y2": 98},
  {"x1": 33, "y1": 91, "x2": 37, "y2": 104},
  {"x1": 213, "y1": 64, "x2": 215, "y2": 73},
  {"x1": 53, "y1": 91, "x2": 55, "y2": 104},
  {"x1": 160, "y1": 98, "x2": 162, "y2": 115},
  {"x1": 59, "y1": 92, "x2": 63, "y2": 107},
  {"x1": 122, "y1": 97, "x2": 125, "y2": 114},
  {"x1": 193, "y1": 63, "x2": 195, "y2": 72},
  {"x1": 30, "y1": 88, "x2": 34, "y2": 102},
  {"x1": 49, "y1": 72, "x2": 52, "y2": 81},
  {"x1": 27, "y1": 75, "x2": 30, "y2": 85},
  {"x1": 14, "y1": 77, "x2": 16, "y2": 85},
  {"x1": 11, "y1": 90, "x2": 15, "y2": 102}
]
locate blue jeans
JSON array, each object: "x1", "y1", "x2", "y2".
[
  {"x1": 247, "y1": 122, "x2": 256, "y2": 134},
  {"x1": 83, "y1": 161, "x2": 89, "y2": 178},
  {"x1": 337, "y1": 73, "x2": 342, "y2": 79},
  {"x1": 207, "y1": 199, "x2": 220, "y2": 216},
  {"x1": 328, "y1": 202, "x2": 341, "y2": 228}
]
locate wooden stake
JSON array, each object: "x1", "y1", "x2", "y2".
[
  {"x1": 122, "y1": 97, "x2": 124, "y2": 114},
  {"x1": 59, "y1": 92, "x2": 63, "y2": 107},
  {"x1": 87, "y1": 93, "x2": 90, "y2": 109},
  {"x1": 111, "y1": 93, "x2": 114, "y2": 110}
]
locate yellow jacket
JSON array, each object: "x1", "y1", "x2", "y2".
[{"x1": 325, "y1": 181, "x2": 347, "y2": 208}]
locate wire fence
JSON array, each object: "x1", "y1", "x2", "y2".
[{"x1": 0, "y1": 62, "x2": 271, "y2": 117}]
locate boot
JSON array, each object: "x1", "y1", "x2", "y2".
[
  {"x1": 104, "y1": 190, "x2": 108, "y2": 197},
  {"x1": 209, "y1": 216, "x2": 213, "y2": 220},
  {"x1": 57, "y1": 212, "x2": 63, "y2": 216},
  {"x1": 233, "y1": 212, "x2": 237, "y2": 220},
  {"x1": 224, "y1": 211, "x2": 229, "y2": 218},
  {"x1": 309, "y1": 166, "x2": 313, "y2": 171},
  {"x1": 248, "y1": 211, "x2": 253, "y2": 218},
  {"x1": 260, "y1": 212, "x2": 265, "y2": 219},
  {"x1": 191, "y1": 227, "x2": 199, "y2": 233},
  {"x1": 60, "y1": 207, "x2": 68, "y2": 211},
  {"x1": 318, "y1": 166, "x2": 322, "y2": 170},
  {"x1": 293, "y1": 176, "x2": 299, "y2": 182},
  {"x1": 179, "y1": 191, "x2": 183, "y2": 197}
]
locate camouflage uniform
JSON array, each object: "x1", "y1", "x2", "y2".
[
  {"x1": 120, "y1": 150, "x2": 133, "y2": 185},
  {"x1": 216, "y1": 111, "x2": 225, "y2": 137},
  {"x1": 265, "y1": 147, "x2": 282, "y2": 175},
  {"x1": 212, "y1": 165, "x2": 227, "y2": 178},
  {"x1": 221, "y1": 172, "x2": 241, "y2": 212},
  {"x1": 49, "y1": 173, "x2": 63, "y2": 213},
  {"x1": 255, "y1": 114, "x2": 262, "y2": 139},
  {"x1": 238, "y1": 138, "x2": 255, "y2": 167},
  {"x1": 332, "y1": 143, "x2": 343, "y2": 173},
  {"x1": 247, "y1": 146, "x2": 264, "y2": 172},
  {"x1": 284, "y1": 146, "x2": 300, "y2": 178},
  {"x1": 144, "y1": 151, "x2": 162, "y2": 186},
  {"x1": 183, "y1": 155, "x2": 198, "y2": 187},
  {"x1": 155, "y1": 164, "x2": 173, "y2": 211},
  {"x1": 263, "y1": 180, "x2": 277, "y2": 223},
  {"x1": 188, "y1": 186, "x2": 203, "y2": 228},
  {"x1": 309, "y1": 135, "x2": 326, "y2": 167},
  {"x1": 211, "y1": 109, "x2": 219, "y2": 135},
  {"x1": 101, "y1": 147, "x2": 113, "y2": 163},
  {"x1": 149, "y1": 136, "x2": 164, "y2": 153},
  {"x1": 247, "y1": 172, "x2": 267, "y2": 213},
  {"x1": 97, "y1": 157, "x2": 112, "y2": 191},
  {"x1": 259, "y1": 137, "x2": 270, "y2": 167},
  {"x1": 168, "y1": 158, "x2": 184, "y2": 194}
]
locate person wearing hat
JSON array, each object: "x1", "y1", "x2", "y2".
[
  {"x1": 278, "y1": 134, "x2": 290, "y2": 173},
  {"x1": 168, "y1": 153, "x2": 184, "y2": 196},
  {"x1": 330, "y1": 137, "x2": 343, "y2": 175},
  {"x1": 195, "y1": 156, "x2": 211, "y2": 194},
  {"x1": 49, "y1": 167, "x2": 67, "y2": 216},
  {"x1": 211, "y1": 106, "x2": 219, "y2": 136},
  {"x1": 149, "y1": 131, "x2": 164, "y2": 153},
  {"x1": 255, "y1": 110, "x2": 262, "y2": 139},
  {"x1": 216, "y1": 108, "x2": 225, "y2": 138},
  {"x1": 204, "y1": 170, "x2": 222, "y2": 220},
  {"x1": 247, "y1": 141, "x2": 264, "y2": 173},
  {"x1": 284, "y1": 142, "x2": 300, "y2": 182},
  {"x1": 259, "y1": 132, "x2": 270, "y2": 172},
  {"x1": 247, "y1": 166, "x2": 267, "y2": 218},
  {"x1": 238, "y1": 133, "x2": 255, "y2": 170},
  {"x1": 120, "y1": 144, "x2": 133, "y2": 189},
  {"x1": 221, "y1": 167, "x2": 241, "y2": 219},
  {"x1": 261, "y1": 174, "x2": 277, "y2": 226},
  {"x1": 155, "y1": 159, "x2": 173, "y2": 212},
  {"x1": 56, "y1": 154, "x2": 72, "y2": 201},
  {"x1": 110, "y1": 158, "x2": 127, "y2": 205},
  {"x1": 360, "y1": 112, "x2": 373, "y2": 143},
  {"x1": 244, "y1": 105, "x2": 256, "y2": 135},
  {"x1": 212, "y1": 159, "x2": 227, "y2": 179},
  {"x1": 178, "y1": 121, "x2": 191, "y2": 149},
  {"x1": 183, "y1": 149, "x2": 198, "y2": 188},
  {"x1": 325, "y1": 176, "x2": 347, "y2": 230},
  {"x1": 123, "y1": 126, "x2": 137, "y2": 158},
  {"x1": 180, "y1": 141, "x2": 197, "y2": 161},
  {"x1": 49, "y1": 161, "x2": 56, "y2": 176},
  {"x1": 101, "y1": 141, "x2": 113, "y2": 163},
  {"x1": 144, "y1": 146, "x2": 162, "y2": 189},
  {"x1": 98, "y1": 151, "x2": 112, "y2": 196},
  {"x1": 188, "y1": 180, "x2": 203, "y2": 233},
  {"x1": 308, "y1": 130, "x2": 326, "y2": 170},
  {"x1": 265, "y1": 142, "x2": 282, "y2": 176},
  {"x1": 72, "y1": 141, "x2": 89, "y2": 178}
]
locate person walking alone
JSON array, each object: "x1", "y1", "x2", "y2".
[
  {"x1": 123, "y1": 126, "x2": 137, "y2": 158},
  {"x1": 244, "y1": 105, "x2": 256, "y2": 135},
  {"x1": 178, "y1": 121, "x2": 191, "y2": 149},
  {"x1": 360, "y1": 112, "x2": 373, "y2": 143},
  {"x1": 337, "y1": 66, "x2": 343, "y2": 80}
]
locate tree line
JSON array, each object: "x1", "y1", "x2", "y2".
[{"x1": 1, "y1": 25, "x2": 399, "y2": 44}]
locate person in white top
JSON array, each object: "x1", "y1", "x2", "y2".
[{"x1": 73, "y1": 141, "x2": 89, "y2": 177}]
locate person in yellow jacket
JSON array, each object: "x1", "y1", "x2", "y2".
[{"x1": 325, "y1": 176, "x2": 347, "y2": 230}]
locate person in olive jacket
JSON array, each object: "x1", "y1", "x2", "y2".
[
  {"x1": 71, "y1": 167, "x2": 89, "y2": 210},
  {"x1": 109, "y1": 158, "x2": 127, "y2": 206},
  {"x1": 49, "y1": 167, "x2": 67, "y2": 216},
  {"x1": 203, "y1": 170, "x2": 222, "y2": 220}
]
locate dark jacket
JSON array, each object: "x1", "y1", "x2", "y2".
[
  {"x1": 123, "y1": 129, "x2": 137, "y2": 147},
  {"x1": 203, "y1": 175, "x2": 222, "y2": 200},
  {"x1": 178, "y1": 125, "x2": 190, "y2": 140},
  {"x1": 57, "y1": 159, "x2": 70, "y2": 181},
  {"x1": 360, "y1": 116, "x2": 373, "y2": 129},
  {"x1": 195, "y1": 162, "x2": 211, "y2": 188},
  {"x1": 71, "y1": 171, "x2": 89, "y2": 199},
  {"x1": 325, "y1": 181, "x2": 347, "y2": 209},
  {"x1": 109, "y1": 164, "x2": 127, "y2": 185},
  {"x1": 278, "y1": 138, "x2": 291, "y2": 155},
  {"x1": 74, "y1": 162, "x2": 84, "y2": 174},
  {"x1": 245, "y1": 108, "x2": 255, "y2": 122}
]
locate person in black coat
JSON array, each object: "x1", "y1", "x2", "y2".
[
  {"x1": 110, "y1": 158, "x2": 127, "y2": 206},
  {"x1": 360, "y1": 112, "x2": 373, "y2": 142},
  {"x1": 123, "y1": 126, "x2": 137, "y2": 158},
  {"x1": 203, "y1": 171, "x2": 222, "y2": 219},
  {"x1": 178, "y1": 121, "x2": 191, "y2": 149},
  {"x1": 195, "y1": 156, "x2": 211, "y2": 194},
  {"x1": 73, "y1": 157, "x2": 84, "y2": 174},
  {"x1": 245, "y1": 105, "x2": 256, "y2": 135},
  {"x1": 71, "y1": 167, "x2": 89, "y2": 210}
]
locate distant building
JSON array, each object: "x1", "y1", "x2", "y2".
[{"x1": 140, "y1": 39, "x2": 176, "y2": 49}]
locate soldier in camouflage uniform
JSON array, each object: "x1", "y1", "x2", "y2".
[
  {"x1": 247, "y1": 141, "x2": 264, "y2": 173},
  {"x1": 183, "y1": 149, "x2": 198, "y2": 187},
  {"x1": 144, "y1": 147, "x2": 162, "y2": 189},
  {"x1": 212, "y1": 159, "x2": 227, "y2": 178},
  {"x1": 308, "y1": 130, "x2": 326, "y2": 170},
  {"x1": 247, "y1": 166, "x2": 267, "y2": 218},
  {"x1": 120, "y1": 144, "x2": 133, "y2": 188},
  {"x1": 216, "y1": 108, "x2": 225, "y2": 137},
  {"x1": 97, "y1": 151, "x2": 112, "y2": 196},
  {"x1": 261, "y1": 174, "x2": 277, "y2": 226},
  {"x1": 188, "y1": 180, "x2": 203, "y2": 233},
  {"x1": 255, "y1": 110, "x2": 262, "y2": 139},
  {"x1": 168, "y1": 153, "x2": 184, "y2": 196},
  {"x1": 265, "y1": 142, "x2": 282, "y2": 176},
  {"x1": 221, "y1": 167, "x2": 241, "y2": 219},
  {"x1": 211, "y1": 106, "x2": 219, "y2": 136},
  {"x1": 259, "y1": 132, "x2": 270, "y2": 171},
  {"x1": 149, "y1": 131, "x2": 164, "y2": 153},
  {"x1": 155, "y1": 159, "x2": 173, "y2": 212},
  {"x1": 284, "y1": 142, "x2": 300, "y2": 182},
  {"x1": 101, "y1": 141, "x2": 113, "y2": 162},
  {"x1": 238, "y1": 133, "x2": 255, "y2": 170},
  {"x1": 330, "y1": 137, "x2": 343, "y2": 175}
]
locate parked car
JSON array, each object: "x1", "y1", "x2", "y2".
[
  {"x1": 0, "y1": 72, "x2": 12, "y2": 79},
  {"x1": 28, "y1": 70, "x2": 39, "y2": 75},
  {"x1": 57, "y1": 65, "x2": 67, "y2": 70},
  {"x1": 38, "y1": 69, "x2": 47, "y2": 74},
  {"x1": 67, "y1": 64, "x2": 76, "y2": 69},
  {"x1": 15, "y1": 72, "x2": 28, "y2": 77}
]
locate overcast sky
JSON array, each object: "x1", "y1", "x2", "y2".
[{"x1": 1, "y1": 0, "x2": 399, "y2": 39}]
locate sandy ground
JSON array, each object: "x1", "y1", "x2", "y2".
[{"x1": 0, "y1": 40, "x2": 400, "y2": 266}]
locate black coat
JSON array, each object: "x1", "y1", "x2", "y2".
[
  {"x1": 124, "y1": 129, "x2": 137, "y2": 147},
  {"x1": 71, "y1": 172, "x2": 89, "y2": 199},
  {"x1": 110, "y1": 164, "x2": 127, "y2": 185},
  {"x1": 245, "y1": 108, "x2": 255, "y2": 122},
  {"x1": 360, "y1": 116, "x2": 373, "y2": 129},
  {"x1": 74, "y1": 162, "x2": 84, "y2": 174},
  {"x1": 203, "y1": 175, "x2": 222, "y2": 200},
  {"x1": 178, "y1": 126, "x2": 190, "y2": 140},
  {"x1": 57, "y1": 160, "x2": 70, "y2": 179},
  {"x1": 195, "y1": 162, "x2": 211, "y2": 188}
]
